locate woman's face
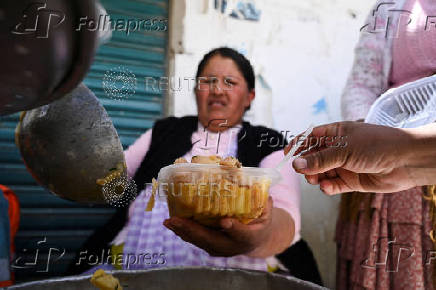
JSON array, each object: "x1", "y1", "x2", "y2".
[{"x1": 195, "y1": 55, "x2": 255, "y2": 132}]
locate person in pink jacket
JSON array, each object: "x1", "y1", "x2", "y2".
[{"x1": 338, "y1": 0, "x2": 436, "y2": 288}]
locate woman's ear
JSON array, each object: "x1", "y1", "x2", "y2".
[{"x1": 245, "y1": 90, "x2": 255, "y2": 108}]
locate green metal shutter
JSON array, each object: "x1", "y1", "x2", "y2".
[{"x1": 0, "y1": 0, "x2": 168, "y2": 282}]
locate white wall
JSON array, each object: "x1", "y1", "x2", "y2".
[{"x1": 168, "y1": 1, "x2": 374, "y2": 288}]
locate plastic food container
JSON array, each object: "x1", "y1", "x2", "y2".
[
  {"x1": 365, "y1": 74, "x2": 436, "y2": 128},
  {"x1": 155, "y1": 163, "x2": 281, "y2": 226}
]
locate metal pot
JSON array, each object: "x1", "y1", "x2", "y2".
[{"x1": 7, "y1": 267, "x2": 327, "y2": 290}]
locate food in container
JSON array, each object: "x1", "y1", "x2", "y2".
[
  {"x1": 148, "y1": 156, "x2": 281, "y2": 227},
  {"x1": 90, "y1": 269, "x2": 123, "y2": 290}
]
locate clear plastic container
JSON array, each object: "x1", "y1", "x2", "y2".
[
  {"x1": 155, "y1": 163, "x2": 281, "y2": 226},
  {"x1": 365, "y1": 74, "x2": 436, "y2": 128}
]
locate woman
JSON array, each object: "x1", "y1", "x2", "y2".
[
  {"x1": 78, "y1": 48, "x2": 321, "y2": 283},
  {"x1": 120, "y1": 47, "x2": 298, "y2": 267},
  {"x1": 339, "y1": 0, "x2": 435, "y2": 289}
]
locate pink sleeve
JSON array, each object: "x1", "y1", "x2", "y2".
[
  {"x1": 341, "y1": 0, "x2": 393, "y2": 121},
  {"x1": 259, "y1": 150, "x2": 301, "y2": 245},
  {"x1": 124, "y1": 129, "x2": 153, "y2": 179},
  {"x1": 112, "y1": 129, "x2": 152, "y2": 245}
]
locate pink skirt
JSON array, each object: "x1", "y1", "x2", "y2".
[{"x1": 336, "y1": 187, "x2": 434, "y2": 289}]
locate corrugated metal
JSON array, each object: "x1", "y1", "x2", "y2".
[{"x1": 0, "y1": 0, "x2": 167, "y2": 282}]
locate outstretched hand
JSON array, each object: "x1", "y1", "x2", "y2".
[{"x1": 286, "y1": 122, "x2": 418, "y2": 194}]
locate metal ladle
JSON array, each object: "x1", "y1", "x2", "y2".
[{"x1": 15, "y1": 83, "x2": 126, "y2": 204}]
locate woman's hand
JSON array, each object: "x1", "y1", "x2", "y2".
[
  {"x1": 163, "y1": 197, "x2": 288, "y2": 257},
  {"x1": 163, "y1": 197, "x2": 273, "y2": 257},
  {"x1": 287, "y1": 121, "x2": 423, "y2": 195}
]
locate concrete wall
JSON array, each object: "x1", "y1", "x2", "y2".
[{"x1": 167, "y1": 1, "x2": 374, "y2": 288}]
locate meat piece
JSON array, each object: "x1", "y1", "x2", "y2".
[
  {"x1": 191, "y1": 155, "x2": 222, "y2": 164},
  {"x1": 219, "y1": 156, "x2": 242, "y2": 168},
  {"x1": 174, "y1": 157, "x2": 188, "y2": 164},
  {"x1": 90, "y1": 269, "x2": 123, "y2": 290}
]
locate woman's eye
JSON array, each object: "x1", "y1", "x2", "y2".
[
  {"x1": 225, "y1": 79, "x2": 235, "y2": 86},
  {"x1": 202, "y1": 78, "x2": 216, "y2": 84}
]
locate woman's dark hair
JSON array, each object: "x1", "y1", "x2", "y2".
[{"x1": 195, "y1": 47, "x2": 255, "y2": 91}]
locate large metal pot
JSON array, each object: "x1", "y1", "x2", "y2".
[
  {"x1": 7, "y1": 267, "x2": 328, "y2": 290},
  {"x1": 0, "y1": 0, "x2": 98, "y2": 115}
]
